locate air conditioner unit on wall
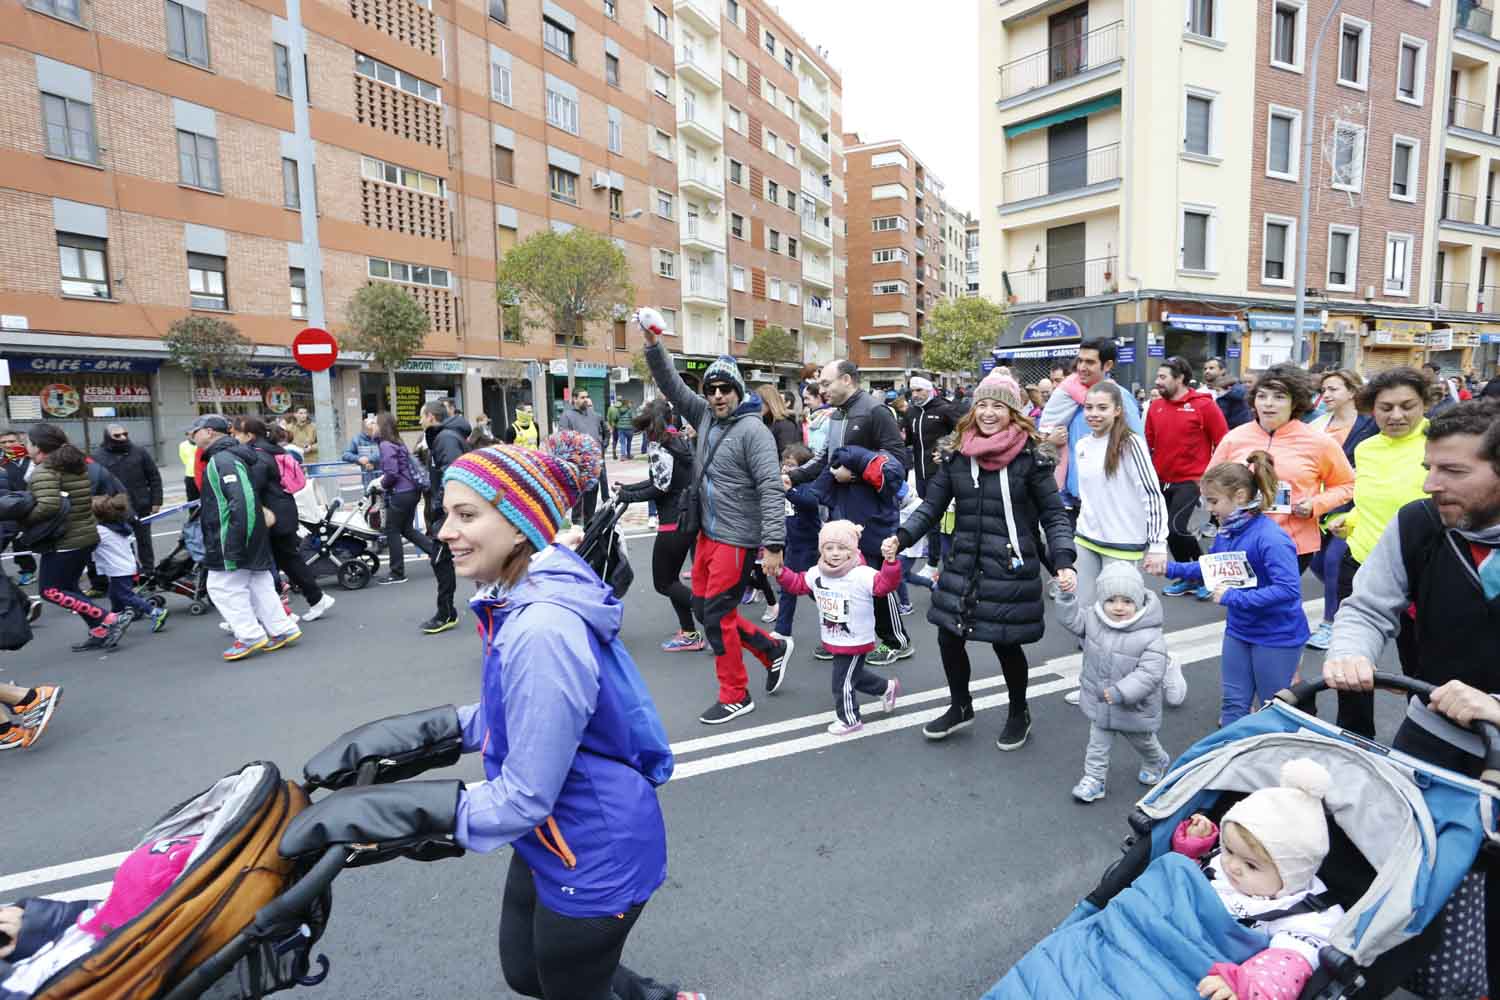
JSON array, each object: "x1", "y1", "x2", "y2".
[{"x1": 591, "y1": 171, "x2": 610, "y2": 190}]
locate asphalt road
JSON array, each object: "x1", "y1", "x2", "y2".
[{"x1": 2, "y1": 526, "x2": 1412, "y2": 999}]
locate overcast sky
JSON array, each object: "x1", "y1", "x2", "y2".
[{"x1": 779, "y1": 0, "x2": 981, "y2": 214}]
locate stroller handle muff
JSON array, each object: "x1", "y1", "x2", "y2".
[
  {"x1": 157, "y1": 761, "x2": 380, "y2": 1000},
  {"x1": 1276, "y1": 672, "x2": 1500, "y2": 787}
]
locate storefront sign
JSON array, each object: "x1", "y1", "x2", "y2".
[
  {"x1": 264, "y1": 385, "x2": 294, "y2": 414},
  {"x1": 7, "y1": 354, "x2": 162, "y2": 374},
  {"x1": 1020, "y1": 315, "x2": 1081, "y2": 342},
  {"x1": 575, "y1": 362, "x2": 608, "y2": 377},
  {"x1": 1163, "y1": 313, "x2": 1241, "y2": 334},
  {"x1": 1226, "y1": 346, "x2": 1242, "y2": 358},
  {"x1": 1117, "y1": 346, "x2": 1136, "y2": 364},
  {"x1": 549, "y1": 359, "x2": 570, "y2": 376},
  {"x1": 1247, "y1": 312, "x2": 1322, "y2": 333},
  {"x1": 82, "y1": 385, "x2": 151, "y2": 404},
  {"x1": 399, "y1": 359, "x2": 467, "y2": 374},
  {"x1": 1148, "y1": 344, "x2": 1165, "y2": 357},
  {"x1": 980, "y1": 358, "x2": 997, "y2": 373},
  {"x1": 1373, "y1": 318, "x2": 1432, "y2": 335},
  {"x1": 994, "y1": 344, "x2": 1081, "y2": 360},
  {"x1": 40, "y1": 384, "x2": 80, "y2": 417},
  {"x1": 395, "y1": 384, "x2": 425, "y2": 430},
  {"x1": 194, "y1": 385, "x2": 263, "y2": 403},
  {"x1": 7, "y1": 397, "x2": 42, "y2": 421}
]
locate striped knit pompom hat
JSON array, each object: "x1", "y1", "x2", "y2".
[{"x1": 443, "y1": 445, "x2": 584, "y2": 550}]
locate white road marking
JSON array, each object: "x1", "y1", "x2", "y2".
[{"x1": 7, "y1": 601, "x2": 1323, "y2": 898}]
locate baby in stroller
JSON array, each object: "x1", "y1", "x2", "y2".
[{"x1": 1172, "y1": 758, "x2": 1344, "y2": 1000}]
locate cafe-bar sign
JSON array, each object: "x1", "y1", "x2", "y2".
[{"x1": 1021, "y1": 315, "x2": 1082, "y2": 342}]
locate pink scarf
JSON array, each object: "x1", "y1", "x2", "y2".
[{"x1": 960, "y1": 425, "x2": 1029, "y2": 471}]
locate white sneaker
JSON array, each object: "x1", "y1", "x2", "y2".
[
  {"x1": 1064, "y1": 689, "x2": 1081, "y2": 706},
  {"x1": 647, "y1": 516, "x2": 659, "y2": 530},
  {"x1": 1164, "y1": 656, "x2": 1187, "y2": 707},
  {"x1": 219, "y1": 621, "x2": 233, "y2": 633},
  {"x1": 303, "y1": 594, "x2": 336, "y2": 622},
  {"x1": 882, "y1": 678, "x2": 900, "y2": 714},
  {"x1": 761, "y1": 604, "x2": 778, "y2": 623}
]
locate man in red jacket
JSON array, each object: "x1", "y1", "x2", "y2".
[{"x1": 1146, "y1": 356, "x2": 1228, "y2": 600}]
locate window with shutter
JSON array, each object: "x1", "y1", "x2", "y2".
[
  {"x1": 1184, "y1": 94, "x2": 1212, "y2": 156},
  {"x1": 1182, "y1": 211, "x2": 1209, "y2": 271}
]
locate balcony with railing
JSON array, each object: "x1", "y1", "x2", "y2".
[
  {"x1": 677, "y1": 102, "x2": 722, "y2": 145},
  {"x1": 914, "y1": 236, "x2": 927, "y2": 256},
  {"x1": 997, "y1": 20, "x2": 1123, "y2": 103},
  {"x1": 802, "y1": 170, "x2": 832, "y2": 204},
  {"x1": 1443, "y1": 190, "x2": 1479, "y2": 224},
  {"x1": 803, "y1": 257, "x2": 833, "y2": 286},
  {"x1": 800, "y1": 126, "x2": 830, "y2": 165},
  {"x1": 1450, "y1": 97, "x2": 1487, "y2": 132},
  {"x1": 679, "y1": 160, "x2": 724, "y2": 197},
  {"x1": 1455, "y1": 2, "x2": 1495, "y2": 37},
  {"x1": 676, "y1": 43, "x2": 720, "y2": 90},
  {"x1": 804, "y1": 302, "x2": 834, "y2": 328},
  {"x1": 1004, "y1": 256, "x2": 1119, "y2": 304},
  {"x1": 1434, "y1": 280, "x2": 1472, "y2": 311},
  {"x1": 673, "y1": 0, "x2": 718, "y2": 34},
  {"x1": 800, "y1": 209, "x2": 832, "y2": 247},
  {"x1": 1001, "y1": 142, "x2": 1120, "y2": 207},
  {"x1": 798, "y1": 77, "x2": 831, "y2": 121},
  {"x1": 1481, "y1": 284, "x2": 1500, "y2": 311},
  {"x1": 683, "y1": 216, "x2": 724, "y2": 249},
  {"x1": 683, "y1": 269, "x2": 727, "y2": 303}
]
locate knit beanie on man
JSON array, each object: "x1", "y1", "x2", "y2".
[
  {"x1": 971, "y1": 371, "x2": 1029, "y2": 416},
  {"x1": 702, "y1": 355, "x2": 747, "y2": 402},
  {"x1": 443, "y1": 444, "x2": 584, "y2": 551},
  {"x1": 1095, "y1": 561, "x2": 1147, "y2": 609},
  {"x1": 1220, "y1": 758, "x2": 1333, "y2": 897}
]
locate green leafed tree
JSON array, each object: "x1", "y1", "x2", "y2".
[
  {"x1": 343, "y1": 282, "x2": 431, "y2": 413},
  {"x1": 921, "y1": 296, "x2": 1008, "y2": 378},
  {"x1": 163, "y1": 315, "x2": 253, "y2": 404},
  {"x1": 745, "y1": 323, "x2": 799, "y2": 377},
  {"x1": 495, "y1": 227, "x2": 635, "y2": 397}
]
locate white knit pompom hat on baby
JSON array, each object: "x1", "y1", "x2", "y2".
[{"x1": 1221, "y1": 758, "x2": 1332, "y2": 896}]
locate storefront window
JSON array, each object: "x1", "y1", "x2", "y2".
[{"x1": 6, "y1": 371, "x2": 156, "y2": 454}]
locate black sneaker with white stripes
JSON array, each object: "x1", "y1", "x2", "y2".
[
  {"x1": 765, "y1": 636, "x2": 794, "y2": 694},
  {"x1": 698, "y1": 698, "x2": 755, "y2": 725}
]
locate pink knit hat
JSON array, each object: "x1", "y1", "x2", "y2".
[
  {"x1": 972, "y1": 370, "x2": 1029, "y2": 415},
  {"x1": 818, "y1": 519, "x2": 862, "y2": 551}
]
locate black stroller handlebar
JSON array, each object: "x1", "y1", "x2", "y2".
[
  {"x1": 158, "y1": 761, "x2": 379, "y2": 1000},
  {"x1": 1276, "y1": 673, "x2": 1500, "y2": 786}
]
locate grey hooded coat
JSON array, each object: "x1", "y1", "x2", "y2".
[{"x1": 1056, "y1": 589, "x2": 1169, "y2": 733}]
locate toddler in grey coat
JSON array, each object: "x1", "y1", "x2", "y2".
[{"x1": 1056, "y1": 561, "x2": 1171, "y2": 803}]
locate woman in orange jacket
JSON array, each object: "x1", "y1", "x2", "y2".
[{"x1": 1208, "y1": 364, "x2": 1354, "y2": 571}]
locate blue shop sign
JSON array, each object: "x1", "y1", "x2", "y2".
[
  {"x1": 1118, "y1": 346, "x2": 1136, "y2": 364},
  {"x1": 1164, "y1": 313, "x2": 1241, "y2": 334},
  {"x1": 228, "y1": 363, "x2": 312, "y2": 380},
  {"x1": 1148, "y1": 344, "x2": 1165, "y2": 357},
  {"x1": 6, "y1": 354, "x2": 162, "y2": 375},
  {"x1": 1227, "y1": 345, "x2": 1242, "y2": 358},
  {"x1": 1246, "y1": 311, "x2": 1322, "y2": 333},
  {"x1": 1021, "y1": 314, "x2": 1082, "y2": 342},
  {"x1": 980, "y1": 358, "x2": 997, "y2": 373}
]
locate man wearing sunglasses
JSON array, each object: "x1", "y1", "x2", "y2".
[
  {"x1": 638, "y1": 308, "x2": 793, "y2": 726},
  {"x1": 91, "y1": 424, "x2": 163, "y2": 574}
]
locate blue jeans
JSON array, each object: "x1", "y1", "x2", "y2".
[
  {"x1": 899, "y1": 556, "x2": 934, "y2": 591},
  {"x1": 774, "y1": 593, "x2": 797, "y2": 636},
  {"x1": 1219, "y1": 635, "x2": 1302, "y2": 726},
  {"x1": 614, "y1": 429, "x2": 633, "y2": 459},
  {"x1": 1313, "y1": 533, "x2": 1348, "y2": 623}
]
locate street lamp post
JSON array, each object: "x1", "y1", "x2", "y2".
[{"x1": 1293, "y1": 0, "x2": 1345, "y2": 366}]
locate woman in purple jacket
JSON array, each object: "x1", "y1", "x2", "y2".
[
  {"x1": 282, "y1": 443, "x2": 702, "y2": 1000},
  {"x1": 374, "y1": 412, "x2": 434, "y2": 586}
]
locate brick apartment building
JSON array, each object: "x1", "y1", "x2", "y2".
[
  {"x1": 842, "y1": 134, "x2": 955, "y2": 388},
  {"x1": 0, "y1": 0, "x2": 841, "y2": 460}
]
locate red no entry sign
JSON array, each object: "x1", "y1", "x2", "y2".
[{"x1": 292, "y1": 327, "x2": 338, "y2": 372}]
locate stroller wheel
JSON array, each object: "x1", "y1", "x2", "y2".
[
  {"x1": 148, "y1": 594, "x2": 167, "y2": 609},
  {"x1": 360, "y1": 552, "x2": 380, "y2": 573},
  {"x1": 188, "y1": 601, "x2": 209, "y2": 616},
  {"x1": 338, "y1": 560, "x2": 372, "y2": 591}
]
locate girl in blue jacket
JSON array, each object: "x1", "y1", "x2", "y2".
[
  {"x1": 1155, "y1": 452, "x2": 1309, "y2": 725},
  {"x1": 282, "y1": 443, "x2": 702, "y2": 1000}
]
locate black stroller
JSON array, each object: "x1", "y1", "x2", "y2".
[
  {"x1": 295, "y1": 490, "x2": 383, "y2": 591},
  {"x1": 136, "y1": 506, "x2": 213, "y2": 616},
  {"x1": 576, "y1": 497, "x2": 634, "y2": 598}
]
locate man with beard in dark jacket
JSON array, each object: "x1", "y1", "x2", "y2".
[
  {"x1": 1202, "y1": 357, "x2": 1252, "y2": 428},
  {"x1": 194, "y1": 415, "x2": 301, "y2": 661},
  {"x1": 902, "y1": 376, "x2": 956, "y2": 567},
  {"x1": 91, "y1": 423, "x2": 163, "y2": 575},
  {"x1": 419, "y1": 401, "x2": 469, "y2": 634},
  {"x1": 791, "y1": 359, "x2": 914, "y2": 665}
]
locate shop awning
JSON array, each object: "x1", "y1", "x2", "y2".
[
  {"x1": 1004, "y1": 93, "x2": 1122, "y2": 139},
  {"x1": 1164, "y1": 313, "x2": 1242, "y2": 334},
  {"x1": 995, "y1": 344, "x2": 1081, "y2": 359}
]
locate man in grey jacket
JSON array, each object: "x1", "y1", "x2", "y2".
[
  {"x1": 638, "y1": 310, "x2": 793, "y2": 725},
  {"x1": 557, "y1": 389, "x2": 609, "y2": 525}
]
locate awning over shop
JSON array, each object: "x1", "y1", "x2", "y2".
[
  {"x1": 1004, "y1": 92, "x2": 1122, "y2": 139},
  {"x1": 1164, "y1": 313, "x2": 1242, "y2": 334},
  {"x1": 995, "y1": 344, "x2": 1081, "y2": 359},
  {"x1": 1247, "y1": 311, "x2": 1322, "y2": 333}
]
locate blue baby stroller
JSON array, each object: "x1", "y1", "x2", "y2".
[{"x1": 985, "y1": 674, "x2": 1500, "y2": 999}]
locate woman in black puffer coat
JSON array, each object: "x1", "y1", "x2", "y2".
[
  {"x1": 231, "y1": 416, "x2": 331, "y2": 618},
  {"x1": 892, "y1": 371, "x2": 1076, "y2": 751}
]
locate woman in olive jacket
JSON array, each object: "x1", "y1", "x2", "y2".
[
  {"x1": 890, "y1": 372, "x2": 1075, "y2": 751},
  {"x1": 23, "y1": 423, "x2": 130, "y2": 651}
]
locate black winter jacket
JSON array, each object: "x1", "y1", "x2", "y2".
[
  {"x1": 198, "y1": 435, "x2": 274, "y2": 572},
  {"x1": 424, "y1": 414, "x2": 471, "y2": 512},
  {"x1": 896, "y1": 443, "x2": 1075, "y2": 645},
  {"x1": 903, "y1": 398, "x2": 957, "y2": 481},
  {"x1": 91, "y1": 441, "x2": 163, "y2": 514},
  {"x1": 616, "y1": 430, "x2": 694, "y2": 527},
  {"x1": 242, "y1": 436, "x2": 301, "y2": 537}
]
